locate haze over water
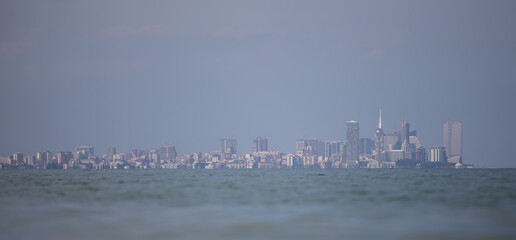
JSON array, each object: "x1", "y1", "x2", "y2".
[
  {"x1": 2, "y1": 1, "x2": 516, "y2": 239},
  {"x1": 1, "y1": 169, "x2": 515, "y2": 240},
  {"x1": 1, "y1": 1, "x2": 516, "y2": 167}
]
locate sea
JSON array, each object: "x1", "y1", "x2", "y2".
[{"x1": 1, "y1": 169, "x2": 515, "y2": 240}]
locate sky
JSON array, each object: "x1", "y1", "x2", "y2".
[{"x1": 1, "y1": 0, "x2": 515, "y2": 167}]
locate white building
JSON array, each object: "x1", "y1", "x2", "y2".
[{"x1": 444, "y1": 121, "x2": 463, "y2": 163}]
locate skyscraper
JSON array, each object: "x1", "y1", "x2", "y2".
[
  {"x1": 444, "y1": 121, "x2": 463, "y2": 163},
  {"x1": 253, "y1": 137, "x2": 268, "y2": 152},
  {"x1": 358, "y1": 138, "x2": 373, "y2": 155},
  {"x1": 105, "y1": 146, "x2": 116, "y2": 162},
  {"x1": 401, "y1": 121, "x2": 410, "y2": 152},
  {"x1": 221, "y1": 139, "x2": 237, "y2": 154},
  {"x1": 346, "y1": 121, "x2": 359, "y2": 162},
  {"x1": 296, "y1": 138, "x2": 324, "y2": 156},
  {"x1": 325, "y1": 141, "x2": 344, "y2": 159},
  {"x1": 160, "y1": 146, "x2": 177, "y2": 162},
  {"x1": 375, "y1": 109, "x2": 385, "y2": 163},
  {"x1": 57, "y1": 152, "x2": 72, "y2": 165},
  {"x1": 36, "y1": 150, "x2": 52, "y2": 168}
]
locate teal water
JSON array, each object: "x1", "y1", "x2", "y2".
[{"x1": 1, "y1": 169, "x2": 515, "y2": 240}]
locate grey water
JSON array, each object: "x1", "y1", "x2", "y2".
[{"x1": 1, "y1": 169, "x2": 515, "y2": 240}]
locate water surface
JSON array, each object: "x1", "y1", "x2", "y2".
[{"x1": 1, "y1": 169, "x2": 515, "y2": 239}]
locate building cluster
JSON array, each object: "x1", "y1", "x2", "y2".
[{"x1": 0, "y1": 111, "x2": 470, "y2": 169}]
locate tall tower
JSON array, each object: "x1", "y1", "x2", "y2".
[
  {"x1": 401, "y1": 121, "x2": 410, "y2": 153},
  {"x1": 346, "y1": 121, "x2": 359, "y2": 161},
  {"x1": 253, "y1": 137, "x2": 268, "y2": 152},
  {"x1": 444, "y1": 121, "x2": 463, "y2": 163},
  {"x1": 375, "y1": 109, "x2": 384, "y2": 163}
]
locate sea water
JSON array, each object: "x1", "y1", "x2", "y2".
[{"x1": 1, "y1": 169, "x2": 515, "y2": 240}]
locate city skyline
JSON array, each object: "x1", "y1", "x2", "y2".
[
  {"x1": 1, "y1": 1, "x2": 515, "y2": 168},
  {"x1": 1, "y1": 2, "x2": 514, "y2": 240},
  {"x1": 0, "y1": 116, "x2": 460, "y2": 157},
  {"x1": 1, "y1": 115, "x2": 470, "y2": 169},
  {"x1": 1, "y1": 116, "x2": 454, "y2": 156},
  {"x1": 0, "y1": 106, "x2": 471, "y2": 164}
]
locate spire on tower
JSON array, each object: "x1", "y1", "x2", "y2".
[{"x1": 379, "y1": 109, "x2": 382, "y2": 129}]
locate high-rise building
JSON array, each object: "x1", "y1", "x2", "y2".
[
  {"x1": 43, "y1": 151, "x2": 51, "y2": 166},
  {"x1": 221, "y1": 139, "x2": 237, "y2": 160},
  {"x1": 36, "y1": 150, "x2": 52, "y2": 168},
  {"x1": 296, "y1": 138, "x2": 324, "y2": 156},
  {"x1": 358, "y1": 138, "x2": 373, "y2": 155},
  {"x1": 57, "y1": 152, "x2": 72, "y2": 165},
  {"x1": 24, "y1": 155, "x2": 35, "y2": 166},
  {"x1": 221, "y1": 139, "x2": 237, "y2": 154},
  {"x1": 444, "y1": 121, "x2": 463, "y2": 164},
  {"x1": 430, "y1": 147, "x2": 447, "y2": 163},
  {"x1": 105, "y1": 146, "x2": 116, "y2": 162},
  {"x1": 12, "y1": 152, "x2": 23, "y2": 166},
  {"x1": 346, "y1": 121, "x2": 359, "y2": 161},
  {"x1": 401, "y1": 121, "x2": 410, "y2": 152},
  {"x1": 415, "y1": 147, "x2": 427, "y2": 162},
  {"x1": 324, "y1": 141, "x2": 344, "y2": 159},
  {"x1": 253, "y1": 137, "x2": 268, "y2": 152},
  {"x1": 160, "y1": 146, "x2": 177, "y2": 162},
  {"x1": 384, "y1": 132, "x2": 401, "y2": 150},
  {"x1": 149, "y1": 149, "x2": 160, "y2": 165},
  {"x1": 375, "y1": 109, "x2": 385, "y2": 163},
  {"x1": 75, "y1": 146, "x2": 94, "y2": 159}
]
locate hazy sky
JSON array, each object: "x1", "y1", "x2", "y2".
[{"x1": 1, "y1": 0, "x2": 515, "y2": 167}]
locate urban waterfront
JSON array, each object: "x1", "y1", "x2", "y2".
[
  {"x1": 1, "y1": 169, "x2": 515, "y2": 240},
  {"x1": 1, "y1": 1, "x2": 515, "y2": 239},
  {"x1": 0, "y1": 118, "x2": 470, "y2": 170}
]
